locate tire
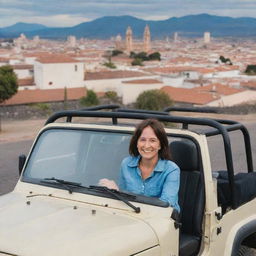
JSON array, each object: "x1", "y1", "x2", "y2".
[{"x1": 237, "y1": 245, "x2": 256, "y2": 256}]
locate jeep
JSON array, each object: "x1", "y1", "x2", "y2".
[{"x1": 0, "y1": 105, "x2": 255, "y2": 256}]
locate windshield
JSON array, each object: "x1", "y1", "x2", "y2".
[{"x1": 23, "y1": 128, "x2": 130, "y2": 187}]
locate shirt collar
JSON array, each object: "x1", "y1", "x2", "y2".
[{"x1": 127, "y1": 155, "x2": 165, "y2": 172}]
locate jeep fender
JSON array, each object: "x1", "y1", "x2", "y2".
[{"x1": 230, "y1": 219, "x2": 256, "y2": 255}]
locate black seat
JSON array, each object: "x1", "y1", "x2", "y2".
[{"x1": 170, "y1": 140, "x2": 205, "y2": 256}]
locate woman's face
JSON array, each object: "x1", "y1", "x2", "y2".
[{"x1": 137, "y1": 126, "x2": 161, "y2": 161}]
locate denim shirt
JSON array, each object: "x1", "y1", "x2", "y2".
[{"x1": 119, "y1": 156, "x2": 180, "y2": 212}]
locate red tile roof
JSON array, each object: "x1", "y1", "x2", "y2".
[
  {"x1": 161, "y1": 86, "x2": 215, "y2": 105},
  {"x1": 194, "y1": 83, "x2": 244, "y2": 95},
  {"x1": 241, "y1": 81, "x2": 256, "y2": 89},
  {"x1": 122, "y1": 79, "x2": 162, "y2": 84},
  {"x1": 85, "y1": 70, "x2": 150, "y2": 80},
  {"x1": 12, "y1": 64, "x2": 33, "y2": 70},
  {"x1": 18, "y1": 78, "x2": 34, "y2": 86},
  {"x1": 37, "y1": 55, "x2": 80, "y2": 64},
  {"x1": 2, "y1": 87, "x2": 86, "y2": 105}
]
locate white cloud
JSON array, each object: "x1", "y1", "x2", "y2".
[
  {"x1": 21, "y1": 14, "x2": 91, "y2": 27},
  {"x1": 1, "y1": 0, "x2": 256, "y2": 27}
]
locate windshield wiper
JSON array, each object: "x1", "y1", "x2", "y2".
[
  {"x1": 41, "y1": 177, "x2": 84, "y2": 194},
  {"x1": 89, "y1": 185, "x2": 141, "y2": 213}
]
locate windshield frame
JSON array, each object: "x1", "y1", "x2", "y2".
[
  {"x1": 21, "y1": 125, "x2": 170, "y2": 208},
  {"x1": 20, "y1": 124, "x2": 200, "y2": 208}
]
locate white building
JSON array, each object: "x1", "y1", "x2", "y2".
[
  {"x1": 121, "y1": 79, "x2": 163, "y2": 105},
  {"x1": 13, "y1": 65, "x2": 33, "y2": 79},
  {"x1": 67, "y1": 36, "x2": 77, "y2": 48},
  {"x1": 208, "y1": 90, "x2": 256, "y2": 107},
  {"x1": 34, "y1": 56, "x2": 84, "y2": 89},
  {"x1": 204, "y1": 32, "x2": 211, "y2": 44}
]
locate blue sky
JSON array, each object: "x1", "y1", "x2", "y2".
[{"x1": 1, "y1": 0, "x2": 256, "y2": 27}]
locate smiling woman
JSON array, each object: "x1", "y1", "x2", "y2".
[{"x1": 100, "y1": 119, "x2": 180, "y2": 211}]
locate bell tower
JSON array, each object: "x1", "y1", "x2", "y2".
[
  {"x1": 143, "y1": 25, "x2": 151, "y2": 53},
  {"x1": 126, "y1": 26, "x2": 133, "y2": 53}
]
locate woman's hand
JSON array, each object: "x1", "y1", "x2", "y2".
[{"x1": 98, "y1": 178, "x2": 119, "y2": 190}]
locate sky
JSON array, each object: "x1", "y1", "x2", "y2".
[{"x1": 1, "y1": 0, "x2": 256, "y2": 28}]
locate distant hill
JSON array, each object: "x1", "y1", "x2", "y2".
[
  {"x1": 0, "y1": 22, "x2": 47, "y2": 37},
  {"x1": 1, "y1": 14, "x2": 256, "y2": 39}
]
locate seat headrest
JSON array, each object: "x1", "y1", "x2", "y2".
[{"x1": 170, "y1": 140, "x2": 199, "y2": 171}]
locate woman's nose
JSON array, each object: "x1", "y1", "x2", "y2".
[{"x1": 144, "y1": 140, "x2": 151, "y2": 147}]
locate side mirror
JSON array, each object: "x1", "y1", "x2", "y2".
[{"x1": 19, "y1": 154, "x2": 26, "y2": 176}]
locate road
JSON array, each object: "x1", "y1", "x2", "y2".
[{"x1": 0, "y1": 121, "x2": 256, "y2": 195}]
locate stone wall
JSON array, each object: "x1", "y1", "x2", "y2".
[{"x1": 0, "y1": 100, "x2": 255, "y2": 121}]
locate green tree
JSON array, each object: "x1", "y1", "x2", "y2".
[
  {"x1": 103, "y1": 61, "x2": 116, "y2": 69},
  {"x1": 0, "y1": 65, "x2": 18, "y2": 131},
  {"x1": 148, "y1": 52, "x2": 161, "y2": 61},
  {"x1": 105, "y1": 91, "x2": 119, "y2": 102},
  {"x1": 131, "y1": 58, "x2": 143, "y2": 66},
  {"x1": 112, "y1": 50, "x2": 123, "y2": 56},
  {"x1": 135, "y1": 90, "x2": 173, "y2": 111},
  {"x1": 0, "y1": 65, "x2": 18, "y2": 103},
  {"x1": 129, "y1": 51, "x2": 136, "y2": 58},
  {"x1": 245, "y1": 65, "x2": 256, "y2": 75},
  {"x1": 80, "y1": 89, "x2": 99, "y2": 106},
  {"x1": 134, "y1": 52, "x2": 148, "y2": 61}
]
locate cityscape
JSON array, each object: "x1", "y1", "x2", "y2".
[{"x1": 1, "y1": 21, "x2": 256, "y2": 110}]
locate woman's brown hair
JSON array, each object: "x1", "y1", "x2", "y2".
[{"x1": 129, "y1": 119, "x2": 171, "y2": 160}]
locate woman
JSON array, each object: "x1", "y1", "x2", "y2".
[{"x1": 99, "y1": 119, "x2": 180, "y2": 211}]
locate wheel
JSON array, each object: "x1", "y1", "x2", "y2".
[{"x1": 237, "y1": 245, "x2": 256, "y2": 256}]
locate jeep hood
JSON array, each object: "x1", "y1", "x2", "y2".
[{"x1": 0, "y1": 193, "x2": 158, "y2": 256}]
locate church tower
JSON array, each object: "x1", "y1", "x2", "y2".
[
  {"x1": 143, "y1": 25, "x2": 151, "y2": 53},
  {"x1": 126, "y1": 26, "x2": 133, "y2": 53}
]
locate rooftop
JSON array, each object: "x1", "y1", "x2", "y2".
[{"x1": 85, "y1": 70, "x2": 150, "y2": 80}]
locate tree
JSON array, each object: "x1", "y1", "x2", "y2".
[
  {"x1": 105, "y1": 91, "x2": 119, "y2": 102},
  {"x1": 0, "y1": 65, "x2": 18, "y2": 103},
  {"x1": 0, "y1": 65, "x2": 18, "y2": 131},
  {"x1": 135, "y1": 52, "x2": 148, "y2": 61},
  {"x1": 245, "y1": 65, "x2": 256, "y2": 75},
  {"x1": 103, "y1": 61, "x2": 116, "y2": 69},
  {"x1": 148, "y1": 52, "x2": 161, "y2": 61},
  {"x1": 111, "y1": 50, "x2": 123, "y2": 56},
  {"x1": 80, "y1": 89, "x2": 99, "y2": 106},
  {"x1": 135, "y1": 90, "x2": 173, "y2": 111},
  {"x1": 131, "y1": 58, "x2": 143, "y2": 66}
]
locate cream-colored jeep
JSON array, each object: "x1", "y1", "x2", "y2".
[{"x1": 0, "y1": 106, "x2": 255, "y2": 256}]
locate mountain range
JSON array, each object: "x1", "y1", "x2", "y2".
[{"x1": 1, "y1": 14, "x2": 256, "y2": 40}]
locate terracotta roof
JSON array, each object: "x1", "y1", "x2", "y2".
[
  {"x1": 37, "y1": 55, "x2": 80, "y2": 64},
  {"x1": 241, "y1": 81, "x2": 256, "y2": 89},
  {"x1": 145, "y1": 65, "x2": 240, "y2": 75},
  {"x1": 161, "y1": 86, "x2": 217, "y2": 105},
  {"x1": 145, "y1": 66, "x2": 215, "y2": 74},
  {"x1": 85, "y1": 70, "x2": 149, "y2": 80},
  {"x1": 168, "y1": 57, "x2": 193, "y2": 63},
  {"x1": 12, "y1": 64, "x2": 33, "y2": 70},
  {"x1": 122, "y1": 79, "x2": 162, "y2": 84},
  {"x1": 2, "y1": 87, "x2": 86, "y2": 105},
  {"x1": 18, "y1": 78, "x2": 34, "y2": 86},
  {"x1": 194, "y1": 83, "x2": 244, "y2": 95},
  {"x1": 0, "y1": 57, "x2": 9, "y2": 62}
]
